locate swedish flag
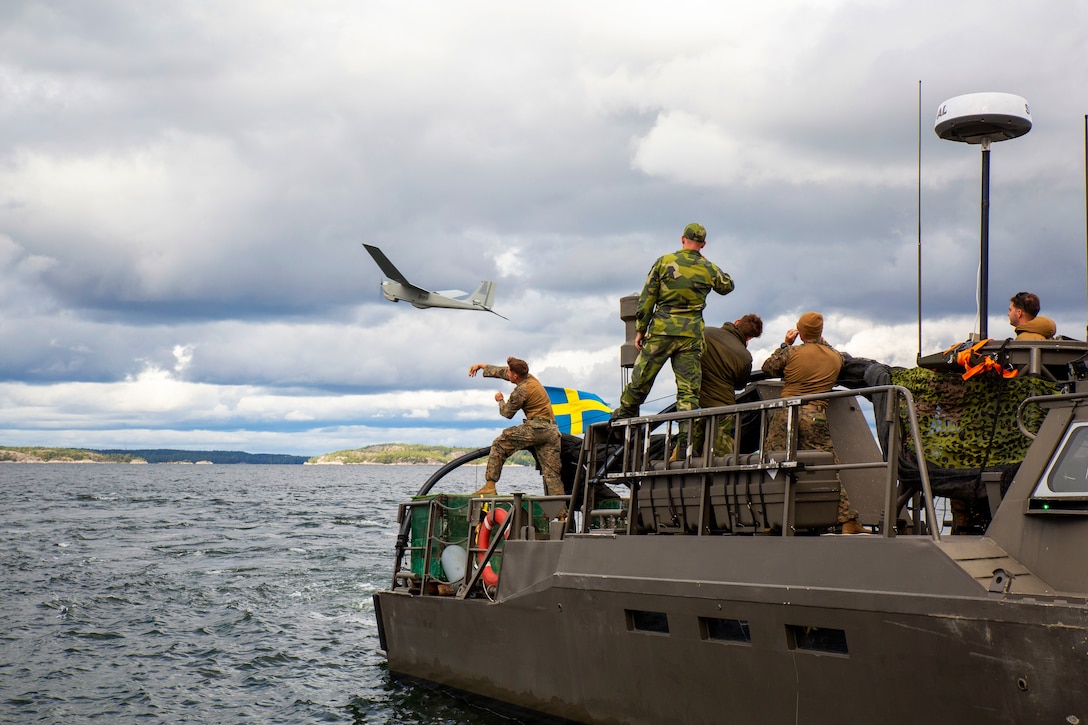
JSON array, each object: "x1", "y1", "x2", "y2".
[{"x1": 545, "y1": 386, "x2": 612, "y2": 435}]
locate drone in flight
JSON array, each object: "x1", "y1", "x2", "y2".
[{"x1": 362, "y1": 244, "x2": 507, "y2": 319}]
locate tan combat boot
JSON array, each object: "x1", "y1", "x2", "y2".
[
  {"x1": 472, "y1": 481, "x2": 498, "y2": 497},
  {"x1": 841, "y1": 519, "x2": 868, "y2": 535}
]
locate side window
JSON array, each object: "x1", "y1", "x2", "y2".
[{"x1": 1033, "y1": 424, "x2": 1088, "y2": 498}]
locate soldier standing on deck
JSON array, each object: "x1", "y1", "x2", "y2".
[
  {"x1": 468, "y1": 357, "x2": 563, "y2": 498},
  {"x1": 611, "y1": 223, "x2": 735, "y2": 455},
  {"x1": 760, "y1": 312, "x2": 865, "y2": 534},
  {"x1": 694, "y1": 313, "x2": 763, "y2": 456}
]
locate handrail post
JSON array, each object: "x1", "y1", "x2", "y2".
[
  {"x1": 392, "y1": 502, "x2": 410, "y2": 590},
  {"x1": 896, "y1": 389, "x2": 941, "y2": 540},
  {"x1": 512, "y1": 492, "x2": 525, "y2": 540},
  {"x1": 882, "y1": 390, "x2": 901, "y2": 538}
]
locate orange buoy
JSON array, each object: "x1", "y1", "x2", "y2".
[{"x1": 475, "y1": 506, "x2": 509, "y2": 587}]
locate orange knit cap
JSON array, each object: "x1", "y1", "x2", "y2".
[{"x1": 797, "y1": 312, "x2": 823, "y2": 340}]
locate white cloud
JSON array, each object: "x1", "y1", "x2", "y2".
[{"x1": 172, "y1": 344, "x2": 194, "y2": 373}]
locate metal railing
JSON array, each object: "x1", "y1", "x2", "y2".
[{"x1": 569, "y1": 385, "x2": 939, "y2": 540}]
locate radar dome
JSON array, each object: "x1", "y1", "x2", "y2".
[{"x1": 934, "y1": 92, "x2": 1031, "y2": 144}]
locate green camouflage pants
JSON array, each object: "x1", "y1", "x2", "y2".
[
  {"x1": 486, "y1": 418, "x2": 563, "y2": 496},
  {"x1": 765, "y1": 402, "x2": 857, "y2": 524},
  {"x1": 616, "y1": 335, "x2": 703, "y2": 433},
  {"x1": 692, "y1": 414, "x2": 735, "y2": 457},
  {"x1": 764, "y1": 402, "x2": 832, "y2": 452}
]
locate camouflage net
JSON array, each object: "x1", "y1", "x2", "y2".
[{"x1": 890, "y1": 366, "x2": 1058, "y2": 469}]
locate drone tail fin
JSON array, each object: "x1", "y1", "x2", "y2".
[
  {"x1": 469, "y1": 281, "x2": 506, "y2": 318},
  {"x1": 469, "y1": 280, "x2": 496, "y2": 309}
]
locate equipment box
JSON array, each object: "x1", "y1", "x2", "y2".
[{"x1": 641, "y1": 451, "x2": 840, "y2": 534}]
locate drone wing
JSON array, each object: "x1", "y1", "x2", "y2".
[{"x1": 363, "y1": 244, "x2": 427, "y2": 294}]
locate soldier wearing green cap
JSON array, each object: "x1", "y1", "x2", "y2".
[{"x1": 612, "y1": 223, "x2": 735, "y2": 448}]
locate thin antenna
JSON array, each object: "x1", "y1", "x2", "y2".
[{"x1": 916, "y1": 80, "x2": 923, "y2": 360}]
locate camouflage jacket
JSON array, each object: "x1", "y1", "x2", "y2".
[
  {"x1": 636, "y1": 249, "x2": 734, "y2": 338},
  {"x1": 482, "y1": 365, "x2": 556, "y2": 421},
  {"x1": 760, "y1": 338, "x2": 843, "y2": 399}
]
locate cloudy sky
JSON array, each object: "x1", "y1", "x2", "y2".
[{"x1": 0, "y1": 1, "x2": 1084, "y2": 457}]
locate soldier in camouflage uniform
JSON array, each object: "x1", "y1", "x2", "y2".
[
  {"x1": 468, "y1": 357, "x2": 563, "y2": 498},
  {"x1": 760, "y1": 312, "x2": 865, "y2": 533},
  {"x1": 612, "y1": 223, "x2": 735, "y2": 450}
]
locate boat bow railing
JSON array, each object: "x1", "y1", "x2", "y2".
[{"x1": 390, "y1": 384, "x2": 940, "y2": 598}]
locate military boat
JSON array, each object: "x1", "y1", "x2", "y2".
[
  {"x1": 372, "y1": 330, "x2": 1088, "y2": 724},
  {"x1": 374, "y1": 100, "x2": 1088, "y2": 723}
]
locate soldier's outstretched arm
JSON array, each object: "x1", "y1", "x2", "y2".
[{"x1": 712, "y1": 264, "x2": 734, "y2": 296}]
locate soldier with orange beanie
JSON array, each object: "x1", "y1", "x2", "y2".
[{"x1": 761, "y1": 312, "x2": 864, "y2": 534}]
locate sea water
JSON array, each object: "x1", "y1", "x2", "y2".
[{"x1": 0, "y1": 463, "x2": 548, "y2": 724}]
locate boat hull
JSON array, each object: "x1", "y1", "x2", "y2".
[{"x1": 376, "y1": 535, "x2": 1088, "y2": 724}]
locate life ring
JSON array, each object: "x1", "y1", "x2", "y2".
[{"x1": 476, "y1": 506, "x2": 509, "y2": 587}]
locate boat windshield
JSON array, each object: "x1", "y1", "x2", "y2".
[{"x1": 1035, "y1": 423, "x2": 1088, "y2": 497}]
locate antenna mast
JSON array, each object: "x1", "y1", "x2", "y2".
[
  {"x1": 935, "y1": 92, "x2": 1032, "y2": 341},
  {"x1": 916, "y1": 80, "x2": 923, "y2": 360}
]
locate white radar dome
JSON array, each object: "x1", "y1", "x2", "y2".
[{"x1": 934, "y1": 92, "x2": 1031, "y2": 144}]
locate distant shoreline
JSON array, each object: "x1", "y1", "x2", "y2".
[
  {"x1": 0, "y1": 447, "x2": 307, "y2": 465},
  {"x1": 0, "y1": 460, "x2": 214, "y2": 465},
  {"x1": 0, "y1": 444, "x2": 527, "y2": 466}
]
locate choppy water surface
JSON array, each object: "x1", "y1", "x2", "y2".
[{"x1": 0, "y1": 463, "x2": 545, "y2": 723}]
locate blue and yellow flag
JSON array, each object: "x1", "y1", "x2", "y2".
[{"x1": 545, "y1": 386, "x2": 612, "y2": 435}]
